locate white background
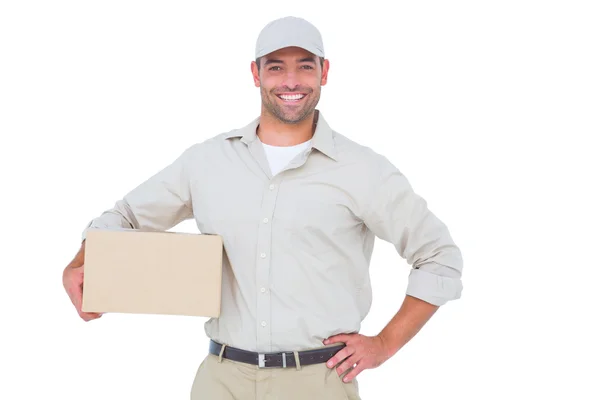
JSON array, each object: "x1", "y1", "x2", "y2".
[{"x1": 1, "y1": 1, "x2": 599, "y2": 399}]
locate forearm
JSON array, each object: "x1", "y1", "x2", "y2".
[
  {"x1": 81, "y1": 200, "x2": 139, "y2": 241},
  {"x1": 66, "y1": 241, "x2": 86, "y2": 268},
  {"x1": 377, "y1": 294, "x2": 439, "y2": 358},
  {"x1": 81, "y1": 146, "x2": 195, "y2": 241}
]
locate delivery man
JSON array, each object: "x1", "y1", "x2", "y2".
[{"x1": 63, "y1": 16, "x2": 464, "y2": 400}]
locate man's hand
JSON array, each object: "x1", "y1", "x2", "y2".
[
  {"x1": 62, "y1": 242, "x2": 103, "y2": 322},
  {"x1": 324, "y1": 295, "x2": 440, "y2": 382},
  {"x1": 323, "y1": 333, "x2": 392, "y2": 382}
]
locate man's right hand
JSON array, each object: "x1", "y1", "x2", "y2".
[{"x1": 63, "y1": 241, "x2": 103, "y2": 322}]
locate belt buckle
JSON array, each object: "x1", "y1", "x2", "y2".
[
  {"x1": 258, "y1": 354, "x2": 270, "y2": 368},
  {"x1": 258, "y1": 353, "x2": 287, "y2": 368}
]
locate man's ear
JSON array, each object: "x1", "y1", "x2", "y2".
[
  {"x1": 321, "y1": 59, "x2": 330, "y2": 86},
  {"x1": 251, "y1": 60, "x2": 260, "y2": 87}
]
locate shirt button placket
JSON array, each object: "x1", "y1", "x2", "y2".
[{"x1": 256, "y1": 179, "x2": 279, "y2": 351}]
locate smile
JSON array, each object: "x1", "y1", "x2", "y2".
[{"x1": 276, "y1": 94, "x2": 306, "y2": 101}]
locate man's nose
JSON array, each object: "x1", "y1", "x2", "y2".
[{"x1": 282, "y1": 71, "x2": 301, "y2": 90}]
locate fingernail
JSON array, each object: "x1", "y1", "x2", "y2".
[{"x1": 327, "y1": 361, "x2": 332, "y2": 367}]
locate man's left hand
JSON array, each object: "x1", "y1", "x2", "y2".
[{"x1": 323, "y1": 333, "x2": 393, "y2": 382}]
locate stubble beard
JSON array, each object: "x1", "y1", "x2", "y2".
[{"x1": 260, "y1": 85, "x2": 321, "y2": 125}]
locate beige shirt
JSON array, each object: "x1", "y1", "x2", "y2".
[{"x1": 82, "y1": 110, "x2": 463, "y2": 353}]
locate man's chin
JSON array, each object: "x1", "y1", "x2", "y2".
[
  {"x1": 279, "y1": 113, "x2": 311, "y2": 124},
  {"x1": 277, "y1": 107, "x2": 314, "y2": 123},
  {"x1": 263, "y1": 101, "x2": 314, "y2": 124}
]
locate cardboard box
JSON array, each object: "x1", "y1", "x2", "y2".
[{"x1": 81, "y1": 228, "x2": 223, "y2": 317}]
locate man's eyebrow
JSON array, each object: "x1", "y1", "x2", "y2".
[
  {"x1": 263, "y1": 59, "x2": 284, "y2": 66},
  {"x1": 263, "y1": 57, "x2": 316, "y2": 66}
]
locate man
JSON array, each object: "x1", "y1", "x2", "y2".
[{"x1": 63, "y1": 16, "x2": 463, "y2": 399}]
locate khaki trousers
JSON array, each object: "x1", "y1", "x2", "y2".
[{"x1": 190, "y1": 352, "x2": 361, "y2": 399}]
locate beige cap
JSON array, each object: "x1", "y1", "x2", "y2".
[{"x1": 255, "y1": 16, "x2": 324, "y2": 59}]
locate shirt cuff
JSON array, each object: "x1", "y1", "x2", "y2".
[{"x1": 406, "y1": 267, "x2": 463, "y2": 306}]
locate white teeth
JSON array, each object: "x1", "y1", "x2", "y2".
[{"x1": 279, "y1": 94, "x2": 305, "y2": 101}]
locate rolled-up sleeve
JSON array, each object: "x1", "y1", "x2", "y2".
[
  {"x1": 81, "y1": 146, "x2": 196, "y2": 241},
  {"x1": 361, "y1": 155, "x2": 463, "y2": 306}
]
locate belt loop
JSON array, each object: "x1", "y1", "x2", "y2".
[
  {"x1": 218, "y1": 344, "x2": 226, "y2": 363},
  {"x1": 293, "y1": 351, "x2": 301, "y2": 371}
]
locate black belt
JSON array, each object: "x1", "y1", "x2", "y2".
[{"x1": 208, "y1": 339, "x2": 345, "y2": 368}]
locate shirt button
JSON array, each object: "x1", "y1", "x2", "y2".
[
  {"x1": 263, "y1": 218, "x2": 269, "y2": 223},
  {"x1": 261, "y1": 321, "x2": 267, "y2": 327},
  {"x1": 269, "y1": 184, "x2": 275, "y2": 190},
  {"x1": 260, "y1": 287, "x2": 266, "y2": 293},
  {"x1": 260, "y1": 253, "x2": 266, "y2": 258}
]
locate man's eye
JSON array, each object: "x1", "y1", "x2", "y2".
[
  {"x1": 269, "y1": 66, "x2": 282, "y2": 71},
  {"x1": 301, "y1": 65, "x2": 314, "y2": 70}
]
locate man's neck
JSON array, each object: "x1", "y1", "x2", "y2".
[{"x1": 257, "y1": 109, "x2": 318, "y2": 146}]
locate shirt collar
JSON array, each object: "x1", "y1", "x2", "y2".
[{"x1": 225, "y1": 110, "x2": 337, "y2": 161}]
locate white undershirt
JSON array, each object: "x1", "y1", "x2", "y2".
[{"x1": 260, "y1": 138, "x2": 312, "y2": 176}]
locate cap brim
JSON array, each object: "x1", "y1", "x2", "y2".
[{"x1": 256, "y1": 43, "x2": 324, "y2": 59}]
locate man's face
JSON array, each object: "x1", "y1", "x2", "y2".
[{"x1": 251, "y1": 47, "x2": 329, "y2": 124}]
